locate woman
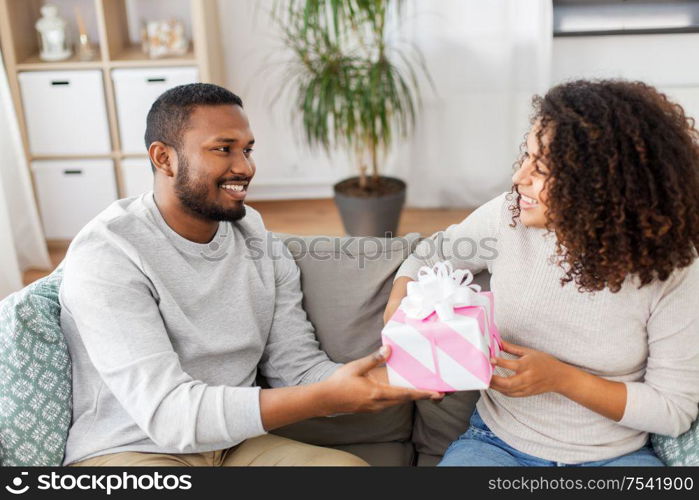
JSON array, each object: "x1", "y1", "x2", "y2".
[{"x1": 384, "y1": 80, "x2": 699, "y2": 466}]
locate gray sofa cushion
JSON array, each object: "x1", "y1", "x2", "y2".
[
  {"x1": 416, "y1": 453, "x2": 441, "y2": 467},
  {"x1": 272, "y1": 233, "x2": 420, "y2": 459},
  {"x1": 278, "y1": 233, "x2": 420, "y2": 362},
  {"x1": 333, "y1": 442, "x2": 415, "y2": 467},
  {"x1": 413, "y1": 392, "x2": 479, "y2": 458}
]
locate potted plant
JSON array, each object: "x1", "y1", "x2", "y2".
[{"x1": 273, "y1": 0, "x2": 430, "y2": 236}]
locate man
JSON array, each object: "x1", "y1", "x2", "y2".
[{"x1": 60, "y1": 83, "x2": 439, "y2": 466}]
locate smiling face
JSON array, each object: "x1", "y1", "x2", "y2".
[
  {"x1": 171, "y1": 104, "x2": 256, "y2": 222},
  {"x1": 511, "y1": 123, "x2": 552, "y2": 229}
]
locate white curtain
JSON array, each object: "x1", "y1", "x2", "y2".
[
  {"x1": 0, "y1": 50, "x2": 51, "y2": 298},
  {"x1": 388, "y1": 0, "x2": 553, "y2": 208},
  {"x1": 0, "y1": 169, "x2": 22, "y2": 298}
]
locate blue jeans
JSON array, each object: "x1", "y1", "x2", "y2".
[{"x1": 439, "y1": 410, "x2": 664, "y2": 467}]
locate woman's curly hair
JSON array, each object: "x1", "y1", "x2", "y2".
[{"x1": 509, "y1": 79, "x2": 699, "y2": 293}]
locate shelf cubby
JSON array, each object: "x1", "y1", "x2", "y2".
[{"x1": 0, "y1": 0, "x2": 224, "y2": 240}]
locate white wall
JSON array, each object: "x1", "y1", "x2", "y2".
[
  {"x1": 216, "y1": 0, "x2": 351, "y2": 200},
  {"x1": 552, "y1": 33, "x2": 699, "y2": 123}
]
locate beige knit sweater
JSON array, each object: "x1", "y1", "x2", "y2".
[{"x1": 396, "y1": 192, "x2": 699, "y2": 463}]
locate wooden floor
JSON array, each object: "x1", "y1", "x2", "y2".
[
  {"x1": 22, "y1": 199, "x2": 470, "y2": 286},
  {"x1": 247, "y1": 198, "x2": 469, "y2": 237}
]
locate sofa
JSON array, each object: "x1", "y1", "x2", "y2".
[
  {"x1": 0, "y1": 232, "x2": 695, "y2": 466},
  {"x1": 0, "y1": 232, "x2": 485, "y2": 466}
]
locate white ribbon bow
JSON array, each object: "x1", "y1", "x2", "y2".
[{"x1": 401, "y1": 262, "x2": 485, "y2": 321}]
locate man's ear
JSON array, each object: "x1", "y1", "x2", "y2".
[{"x1": 148, "y1": 141, "x2": 176, "y2": 177}]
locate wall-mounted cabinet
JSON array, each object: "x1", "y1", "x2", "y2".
[{"x1": 0, "y1": 0, "x2": 224, "y2": 239}]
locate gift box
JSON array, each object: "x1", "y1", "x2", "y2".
[{"x1": 382, "y1": 262, "x2": 502, "y2": 392}]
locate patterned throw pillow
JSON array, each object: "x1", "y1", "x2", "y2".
[
  {"x1": 652, "y1": 414, "x2": 699, "y2": 466},
  {"x1": 0, "y1": 269, "x2": 71, "y2": 466}
]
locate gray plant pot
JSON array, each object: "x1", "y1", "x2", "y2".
[{"x1": 333, "y1": 177, "x2": 406, "y2": 237}]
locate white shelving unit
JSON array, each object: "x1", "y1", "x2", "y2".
[{"x1": 0, "y1": 0, "x2": 224, "y2": 240}]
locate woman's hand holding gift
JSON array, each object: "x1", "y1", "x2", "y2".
[
  {"x1": 489, "y1": 340, "x2": 627, "y2": 421},
  {"x1": 383, "y1": 277, "x2": 413, "y2": 324},
  {"x1": 489, "y1": 341, "x2": 569, "y2": 397}
]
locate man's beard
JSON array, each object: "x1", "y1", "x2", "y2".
[{"x1": 174, "y1": 152, "x2": 246, "y2": 222}]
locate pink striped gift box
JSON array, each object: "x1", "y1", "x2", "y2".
[{"x1": 382, "y1": 291, "x2": 502, "y2": 392}]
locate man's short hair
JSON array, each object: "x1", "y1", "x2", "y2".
[{"x1": 144, "y1": 83, "x2": 243, "y2": 169}]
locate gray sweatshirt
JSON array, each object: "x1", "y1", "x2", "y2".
[
  {"x1": 397, "y1": 192, "x2": 699, "y2": 464},
  {"x1": 59, "y1": 193, "x2": 340, "y2": 465}
]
